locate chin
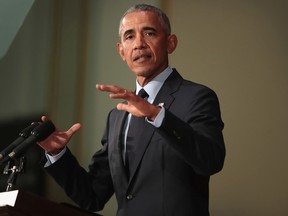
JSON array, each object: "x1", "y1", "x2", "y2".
[{"x1": 134, "y1": 69, "x2": 154, "y2": 77}]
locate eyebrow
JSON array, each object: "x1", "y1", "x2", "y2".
[
  {"x1": 143, "y1": 26, "x2": 157, "y2": 32},
  {"x1": 123, "y1": 29, "x2": 134, "y2": 37}
]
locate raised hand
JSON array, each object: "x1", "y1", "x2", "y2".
[
  {"x1": 37, "y1": 116, "x2": 81, "y2": 155},
  {"x1": 96, "y1": 84, "x2": 160, "y2": 120}
]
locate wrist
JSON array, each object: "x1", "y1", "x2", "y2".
[
  {"x1": 47, "y1": 148, "x2": 64, "y2": 156},
  {"x1": 147, "y1": 105, "x2": 161, "y2": 121}
]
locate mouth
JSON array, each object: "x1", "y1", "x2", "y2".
[{"x1": 133, "y1": 54, "x2": 152, "y2": 62}]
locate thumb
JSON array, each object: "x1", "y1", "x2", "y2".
[
  {"x1": 67, "y1": 123, "x2": 81, "y2": 136},
  {"x1": 116, "y1": 103, "x2": 128, "y2": 112}
]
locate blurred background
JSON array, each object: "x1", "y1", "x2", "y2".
[{"x1": 0, "y1": 0, "x2": 287, "y2": 215}]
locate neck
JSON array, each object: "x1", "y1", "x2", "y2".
[{"x1": 136, "y1": 65, "x2": 169, "y2": 87}]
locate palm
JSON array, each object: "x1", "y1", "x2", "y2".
[{"x1": 37, "y1": 117, "x2": 81, "y2": 154}]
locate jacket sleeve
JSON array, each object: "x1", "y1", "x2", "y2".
[
  {"x1": 157, "y1": 86, "x2": 226, "y2": 176},
  {"x1": 42, "y1": 144, "x2": 114, "y2": 212}
]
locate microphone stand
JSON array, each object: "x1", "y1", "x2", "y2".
[{"x1": 3, "y1": 156, "x2": 25, "y2": 191}]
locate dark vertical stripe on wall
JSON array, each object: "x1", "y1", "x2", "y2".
[
  {"x1": 74, "y1": 0, "x2": 90, "y2": 161},
  {"x1": 47, "y1": 0, "x2": 63, "y2": 118}
]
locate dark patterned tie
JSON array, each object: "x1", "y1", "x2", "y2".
[{"x1": 125, "y1": 89, "x2": 149, "y2": 178}]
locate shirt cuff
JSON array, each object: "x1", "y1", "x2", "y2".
[
  {"x1": 146, "y1": 106, "x2": 165, "y2": 128},
  {"x1": 44, "y1": 147, "x2": 67, "y2": 167}
]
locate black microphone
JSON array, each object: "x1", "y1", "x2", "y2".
[
  {"x1": 1, "y1": 120, "x2": 55, "y2": 164},
  {"x1": 0, "y1": 123, "x2": 40, "y2": 161}
]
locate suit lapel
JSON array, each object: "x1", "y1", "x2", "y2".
[
  {"x1": 153, "y1": 69, "x2": 182, "y2": 108},
  {"x1": 128, "y1": 120, "x2": 155, "y2": 182},
  {"x1": 108, "y1": 109, "x2": 129, "y2": 186}
]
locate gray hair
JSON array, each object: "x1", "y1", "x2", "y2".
[{"x1": 118, "y1": 4, "x2": 171, "y2": 36}]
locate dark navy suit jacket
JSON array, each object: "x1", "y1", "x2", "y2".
[{"x1": 44, "y1": 69, "x2": 225, "y2": 216}]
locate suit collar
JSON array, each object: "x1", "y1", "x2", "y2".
[
  {"x1": 153, "y1": 69, "x2": 183, "y2": 108},
  {"x1": 136, "y1": 66, "x2": 173, "y2": 104}
]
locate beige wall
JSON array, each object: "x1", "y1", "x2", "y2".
[
  {"x1": 0, "y1": 0, "x2": 287, "y2": 215},
  {"x1": 165, "y1": 0, "x2": 288, "y2": 215}
]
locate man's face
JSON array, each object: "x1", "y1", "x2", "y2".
[{"x1": 117, "y1": 11, "x2": 176, "y2": 86}]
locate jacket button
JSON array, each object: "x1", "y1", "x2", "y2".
[
  {"x1": 126, "y1": 194, "x2": 133, "y2": 200},
  {"x1": 173, "y1": 130, "x2": 181, "y2": 140}
]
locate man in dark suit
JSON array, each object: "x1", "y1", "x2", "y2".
[{"x1": 38, "y1": 4, "x2": 225, "y2": 216}]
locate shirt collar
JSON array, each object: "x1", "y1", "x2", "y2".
[{"x1": 136, "y1": 66, "x2": 173, "y2": 103}]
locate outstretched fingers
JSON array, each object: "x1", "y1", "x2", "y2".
[
  {"x1": 96, "y1": 84, "x2": 134, "y2": 100},
  {"x1": 67, "y1": 123, "x2": 82, "y2": 136},
  {"x1": 37, "y1": 116, "x2": 81, "y2": 155},
  {"x1": 96, "y1": 83, "x2": 160, "y2": 119}
]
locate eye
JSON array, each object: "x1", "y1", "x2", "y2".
[
  {"x1": 123, "y1": 33, "x2": 135, "y2": 41},
  {"x1": 145, "y1": 31, "x2": 156, "y2": 37},
  {"x1": 126, "y1": 35, "x2": 134, "y2": 40}
]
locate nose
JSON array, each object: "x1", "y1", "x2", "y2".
[{"x1": 133, "y1": 34, "x2": 147, "y2": 50}]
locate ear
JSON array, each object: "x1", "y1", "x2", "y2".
[
  {"x1": 167, "y1": 34, "x2": 178, "y2": 54},
  {"x1": 117, "y1": 42, "x2": 126, "y2": 61}
]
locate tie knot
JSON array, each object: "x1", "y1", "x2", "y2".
[{"x1": 138, "y1": 89, "x2": 149, "y2": 99}]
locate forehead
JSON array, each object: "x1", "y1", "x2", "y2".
[{"x1": 119, "y1": 11, "x2": 162, "y2": 35}]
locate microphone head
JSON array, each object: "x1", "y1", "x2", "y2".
[
  {"x1": 19, "y1": 123, "x2": 40, "y2": 138},
  {"x1": 31, "y1": 120, "x2": 56, "y2": 141}
]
